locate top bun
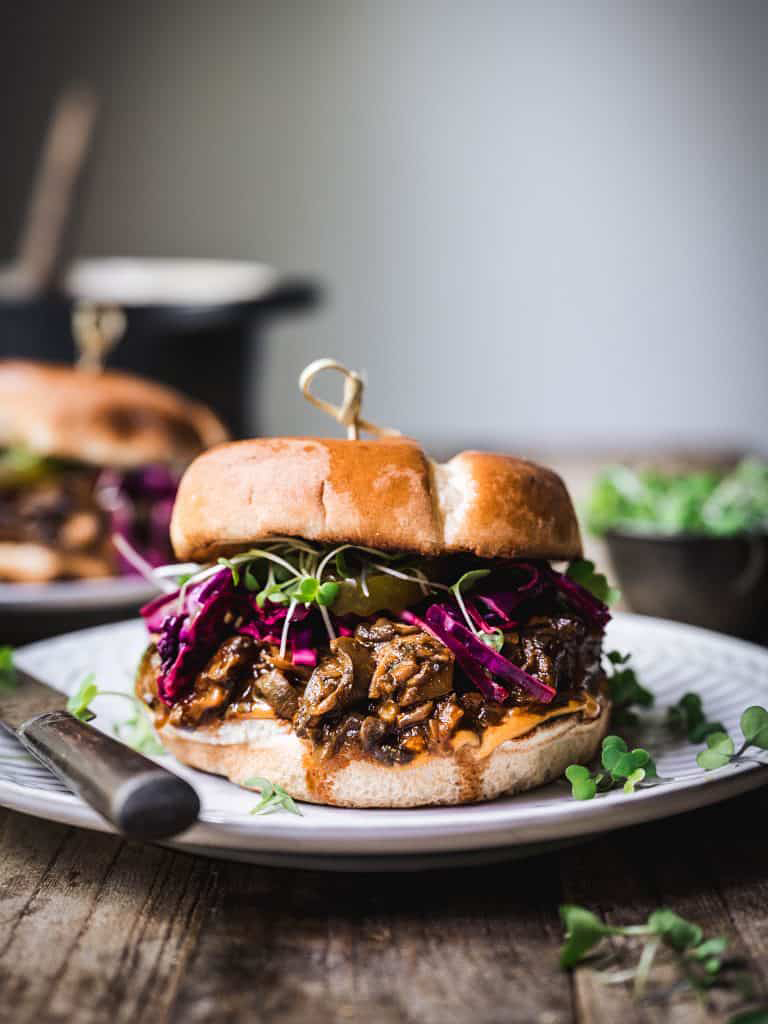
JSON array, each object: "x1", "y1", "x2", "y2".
[
  {"x1": 171, "y1": 438, "x2": 582, "y2": 562},
  {"x1": 0, "y1": 360, "x2": 228, "y2": 468}
]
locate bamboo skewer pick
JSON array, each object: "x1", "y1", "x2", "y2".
[{"x1": 299, "y1": 358, "x2": 401, "y2": 440}]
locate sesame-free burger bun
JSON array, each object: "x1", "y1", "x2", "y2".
[
  {"x1": 0, "y1": 360, "x2": 228, "y2": 468},
  {"x1": 171, "y1": 438, "x2": 582, "y2": 562},
  {"x1": 156, "y1": 696, "x2": 609, "y2": 808}
]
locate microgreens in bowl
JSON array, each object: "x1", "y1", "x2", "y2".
[{"x1": 587, "y1": 458, "x2": 768, "y2": 537}]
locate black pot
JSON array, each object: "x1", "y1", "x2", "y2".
[
  {"x1": 0, "y1": 259, "x2": 319, "y2": 438},
  {"x1": 605, "y1": 530, "x2": 768, "y2": 639}
]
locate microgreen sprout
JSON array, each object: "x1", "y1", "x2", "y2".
[
  {"x1": 559, "y1": 904, "x2": 753, "y2": 1007},
  {"x1": 66, "y1": 675, "x2": 165, "y2": 755},
  {"x1": 482, "y1": 628, "x2": 505, "y2": 652},
  {"x1": 148, "y1": 540, "x2": 619, "y2": 679},
  {"x1": 565, "y1": 764, "x2": 602, "y2": 801},
  {"x1": 566, "y1": 558, "x2": 620, "y2": 605},
  {"x1": 696, "y1": 706, "x2": 768, "y2": 772},
  {"x1": 66, "y1": 673, "x2": 99, "y2": 722},
  {"x1": 565, "y1": 735, "x2": 658, "y2": 800},
  {"x1": 604, "y1": 650, "x2": 653, "y2": 727},
  {"x1": 450, "y1": 569, "x2": 492, "y2": 639},
  {"x1": 245, "y1": 776, "x2": 303, "y2": 816},
  {"x1": 601, "y1": 735, "x2": 658, "y2": 789},
  {"x1": 667, "y1": 692, "x2": 726, "y2": 743},
  {"x1": 0, "y1": 646, "x2": 16, "y2": 693},
  {"x1": 209, "y1": 541, "x2": 407, "y2": 653},
  {"x1": 154, "y1": 538, "x2": 478, "y2": 652},
  {"x1": 113, "y1": 707, "x2": 166, "y2": 755},
  {"x1": 217, "y1": 557, "x2": 241, "y2": 587}
]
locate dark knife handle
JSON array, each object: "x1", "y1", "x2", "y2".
[{"x1": 18, "y1": 711, "x2": 200, "y2": 840}]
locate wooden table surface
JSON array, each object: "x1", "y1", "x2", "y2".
[
  {"x1": 1, "y1": 782, "x2": 766, "y2": 1024},
  {"x1": 1, "y1": 450, "x2": 764, "y2": 1022}
]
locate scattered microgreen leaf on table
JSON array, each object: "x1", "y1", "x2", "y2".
[
  {"x1": 245, "y1": 776, "x2": 303, "y2": 816},
  {"x1": 559, "y1": 905, "x2": 618, "y2": 966},
  {"x1": 559, "y1": 903, "x2": 754, "y2": 1006},
  {"x1": 727, "y1": 1008, "x2": 768, "y2": 1023}
]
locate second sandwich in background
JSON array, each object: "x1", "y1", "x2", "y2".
[{"x1": 0, "y1": 360, "x2": 228, "y2": 582}]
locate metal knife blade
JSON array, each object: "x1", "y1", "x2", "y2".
[{"x1": 1, "y1": 667, "x2": 69, "y2": 730}]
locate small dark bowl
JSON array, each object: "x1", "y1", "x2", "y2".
[{"x1": 604, "y1": 531, "x2": 768, "y2": 639}]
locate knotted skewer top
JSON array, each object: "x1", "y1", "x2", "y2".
[
  {"x1": 298, "y1": 358, "x2": 402, "y2": 440},
  {"x1": 72, "y1": 302, "x2": 126, "y2": 371}
]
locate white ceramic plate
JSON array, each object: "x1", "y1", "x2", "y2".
[
  {"x1": 0, "y1": 577, "x2": 156, "y2": 612},
  {"x1": 0, "y1": 614, "x2": 766, "y2": 869}
]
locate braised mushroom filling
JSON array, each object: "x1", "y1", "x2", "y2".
[
  {"x1": 0, "y1": 465, "x2": 108, "y2": 553},
  {"x1": 0, "y1": 446, "x2": 179, "y2": 577},
  {"x1": 138, "y1": 600, "x2": 606, "y2": 766}
]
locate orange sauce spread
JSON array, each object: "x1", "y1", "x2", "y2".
[
  {"x1": 295, "y1": 693, "x2": 602, "y2": 804},
  {"x1": 451, "y1": 693, "x2": 601, "y2": 759},
  {"x1": 225, "y1": 700, "x2": 278, "y2": 720},
  {"x1": 228, "y1": 694, "x2": 602, "y2": 763}
]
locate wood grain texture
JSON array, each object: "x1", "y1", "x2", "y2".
[
  {"x1": 169, "y1": 850, "x2": 572, "y2": 1024},
  {"x1": 561, "y1": 786, "x2": 768, "y2": 1024},
  {"x1": 0, "y1": 786, "x2": 765, "y2": 1024}
]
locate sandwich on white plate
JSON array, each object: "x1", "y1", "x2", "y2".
[{"x1": 134, "y1": 359, "x2": 613, "y2": 808}]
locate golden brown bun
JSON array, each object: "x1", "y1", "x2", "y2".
[
  {"x1": 0, "y1": 360, "x2": 228, "y2": 468},
  {"x1": 157, "y1": 699, "x2": 609, "y2": 808},
  {"x1": 171, "y1": 438, "x2": 582, "y2": 561}
]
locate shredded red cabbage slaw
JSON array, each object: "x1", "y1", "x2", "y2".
[
  {"x1": 141, "y1": 554, "x2": 611, "y2": 708},
  {"x1": 97, "y1": 465, "x2": 179, "y2": 572}
]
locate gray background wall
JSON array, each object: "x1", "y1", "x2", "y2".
[{"x1": 1, "y1": 0, "x2": 766, "y2": 451}]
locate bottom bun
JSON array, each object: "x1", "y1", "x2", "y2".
[
  {"x1": 0, "y1": 542, "x2": 112, "y2": 583},
  {"x1": 158, "y1": 700, "x2": 610, "y2": 808}
]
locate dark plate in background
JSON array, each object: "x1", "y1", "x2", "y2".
[
  {"x1": 605, "y1": 530, "x2": 768, "y2": 640},
  {"x1": 0, "y1": 258, "x2": 319, "y2": 438}
]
